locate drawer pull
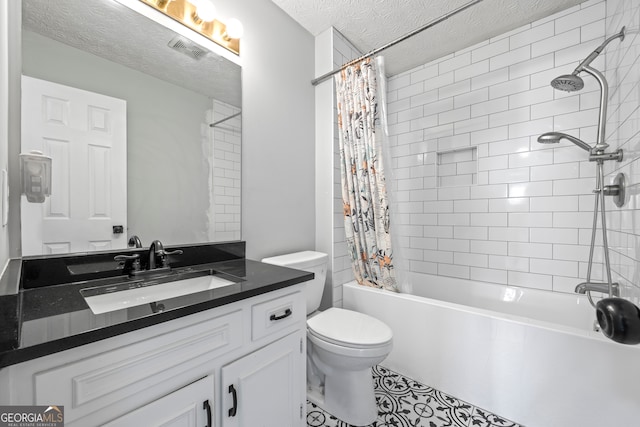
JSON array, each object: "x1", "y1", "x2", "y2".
[
  {"x1": 228, "y1": 384, "x2": 238, "y2": 417},
  {"x1": 269, "y1": 308, "x2": 292, "y2": 321},
  {"x1": 203, "y1": 399, "x2": 212, "y2": 427}
]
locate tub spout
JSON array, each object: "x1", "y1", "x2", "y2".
[{"x1": 575, "y1": 281, "x2": 619, "y2": 297}]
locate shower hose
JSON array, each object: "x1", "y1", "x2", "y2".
[{"x1": 585, "y1": 160, "x2": 614, "y2": 308}]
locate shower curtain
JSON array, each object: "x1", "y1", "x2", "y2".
[{"x1": 336, "y1": 58, "x2": 398, "y2": 292}]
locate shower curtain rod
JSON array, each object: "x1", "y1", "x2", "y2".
[
  {"x1": 209, "y1": 111, "x2": 242, "y2": 127},
  {"x1": 310, "y1": 0, "x2": 484, "y2": 86}
]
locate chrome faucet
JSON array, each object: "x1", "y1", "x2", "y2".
[
  {"x1": 148, "y1": 240, "x2": 183, "y2": 270},
  {"x1": 575, "y1": 281, "x2": 620, "y2": 297},
  {"x1": 128, "y1": 235, "x2": 143, "y2": 248},
  {"x1": 148, "y1": 240, "x2": 165, "y2": 269}
]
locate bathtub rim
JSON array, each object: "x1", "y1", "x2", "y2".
[{"x1": 342, "y1": 280, "x2": 625, "y2": 346}]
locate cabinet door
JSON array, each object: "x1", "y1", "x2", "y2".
[
  {"x1": 222, "y1": 332, "x2": 304, "y2": 427},
  {"x1": 103, "y1": 376, "x2": 214, "y2": 427}
]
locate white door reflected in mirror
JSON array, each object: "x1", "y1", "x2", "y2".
[{"x1": 21, "y1": 76, "x2": 127, "y2": 256}]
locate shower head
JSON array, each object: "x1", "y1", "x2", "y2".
[
  {"x1": 537, "y1": 132, "x2": 592, "y2": 152},
  {"x1": 551, "y1": 74, "x2": 585, "y2": 92},
  {"x1": 543, "y1": 28, "x2": 626, "y2": 154}
]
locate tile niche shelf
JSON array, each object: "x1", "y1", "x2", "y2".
[{"x1": 436, "y1": 146, "x2": 478, "y2": 188}]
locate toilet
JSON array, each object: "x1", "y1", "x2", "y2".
[{"x1": 262, "y1": 251, "x2": 393, "y2": 426}]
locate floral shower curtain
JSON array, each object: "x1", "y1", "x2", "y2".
[{"x1": 335, "y1": 58, "x2": 398, "y2": 292}]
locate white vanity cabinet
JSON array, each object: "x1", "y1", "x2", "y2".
[
  {"x1": 103, "y1": 375, "x2": 215, "y2": 427},
  {"x1": 222, "y1": 326, "x2": 304, "y2": 426},
  {"x1": 0, "y1": 284, "x2": 307, "y2": 427},
  {"x1": 221, "y1": 289, "x2": 306, "y2": 426}
]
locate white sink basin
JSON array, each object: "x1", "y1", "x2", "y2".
[{"x1": 82, "y1": 274, "x2": 237, "y2": 314}]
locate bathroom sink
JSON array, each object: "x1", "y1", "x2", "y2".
[{"x1": 80, "y1": 268, "x2": 239, "y2": 315}]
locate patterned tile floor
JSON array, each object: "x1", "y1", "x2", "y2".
[{"x1": 306, "y1": 365, "x2": 524, "y2": 427}]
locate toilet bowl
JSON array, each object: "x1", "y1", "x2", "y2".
[
  {"x1": 307, "y1": 307, "x2": 393, "y2": 425},
  {"x1": 261, "y1": 251, "x2": 393, "y2": 426}
]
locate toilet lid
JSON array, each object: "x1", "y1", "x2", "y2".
[{"x1": 307, "y1": 307, "x2": 392, "y2": 347}]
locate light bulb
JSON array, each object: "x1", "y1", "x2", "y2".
[
  {"x1": 225, "y1": 18, "x2": 244, "y2": 39},
  {"x1": 191, "y1": 0, "x2": 216, "y2": 22}
]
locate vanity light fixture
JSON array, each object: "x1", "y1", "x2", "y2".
[
  {"x1": 190, "y1": 0, "x2": 216, "y2": 24},
  {"x1": 223, "y1": 18, "x2": 244, "y2": 40},
  {"x1": 140, "y1": 0, "x2": 242, "y2": 55}
]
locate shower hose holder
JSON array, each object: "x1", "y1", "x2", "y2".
[{"x1": 588, "y1": 149, "x2": 623, "y2": 163}]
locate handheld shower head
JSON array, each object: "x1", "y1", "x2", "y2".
[
  {"x1": 537, "y1": 132, "x2": 592, "y2": 152},
  {"x1": 537, "y1": 133, "x2": 562, "y2": 144},
  {"x1": 550, "y1": 74, "x2": 585, "y2": 92}
]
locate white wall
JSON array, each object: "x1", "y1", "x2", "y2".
[
  {"x1": 385, "y1": 0, "x2": 634, "y2": 294},
  {"x1": 228, "y1": 0, "x2": 316, "y2": 260},
  {"x1": 315, "y1": 28, "x2": 363, "y2": 308},
  {"x1": 0, "y1": 1, "x2": 21, "y2": 272},
  {"x1": 314, "y1": 27, "x2": 336, "y2": 309},
  {"x1": 0, "y1": 2, "x2": 10, "y2": 273}
]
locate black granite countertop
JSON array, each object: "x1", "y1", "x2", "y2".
[{"x1": 0, "y1": 242, "x2": 313, "y2": 368}]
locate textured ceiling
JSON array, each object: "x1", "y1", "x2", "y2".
[
  {"x1": 271, "y1": 0, "x2": 587, "y2": 76},
  {"x1": 22, "y1": 0, "x2": 241, "y2": 107}
]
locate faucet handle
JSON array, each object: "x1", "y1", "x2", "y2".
[
  {"x1": 155, "y1": 249, "x2": 183, "y2": 268},
  {"x1": 163, "y1": 249, "x2": 183, "y2": 256},
  {"x1": 114, "y1": 254, "x2": 140, "y2": 261},
  {"x1": 114, "y1": 253, "x2": 141, "y2": 273}
]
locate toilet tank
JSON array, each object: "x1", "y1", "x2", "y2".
[{"x1": 261, "y1": 251, "x2": 328, "y2": 315}]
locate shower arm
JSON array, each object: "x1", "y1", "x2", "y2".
[
  {"x1": 581, "y1": 65, "x2": 608, "y2": 152},
  {"x1": 574, "y1": 27, "x2": 625, "y2": 74},
  {"x1": 575, "y1": 27, "x2": 625, "y2": 154},
  {"x1": 580, "y1": 65, "x2": 624, "y2": 162}
]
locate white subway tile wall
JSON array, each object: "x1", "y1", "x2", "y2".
[
  {"x1": 324, "y1": 0, "x2": 640, "y2": 302},
  {"x1": 211, "y1": 100, "x2": 241, "y2": 241},
  {"x1": 437, "y1": 147, "x2": 478, "y2": 187},
  {"x1": 605, "y1": 0, "x2": 640, "y2": 304},
  {"x1": 383, "y1": 0, "x2": 640, "y2": 294}
]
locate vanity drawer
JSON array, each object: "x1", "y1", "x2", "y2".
[
  {"x1": 251, "y1": 290, "x2": 305, "y2": 341},
  {"x1": 32, "y1": 309, "x2": 242, "y2": 424}
]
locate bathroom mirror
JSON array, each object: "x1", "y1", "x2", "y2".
[{"x1": 20, "y1": 0, "x2": 241, "y2": 255}]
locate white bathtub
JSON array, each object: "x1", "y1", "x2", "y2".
[{"x1": 342, "y1": 273, "x2": 640, "y2": 427}]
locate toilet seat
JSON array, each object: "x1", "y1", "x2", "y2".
[{"x1": 307, "y1": 307, "x2": 392, "y2": 349}]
